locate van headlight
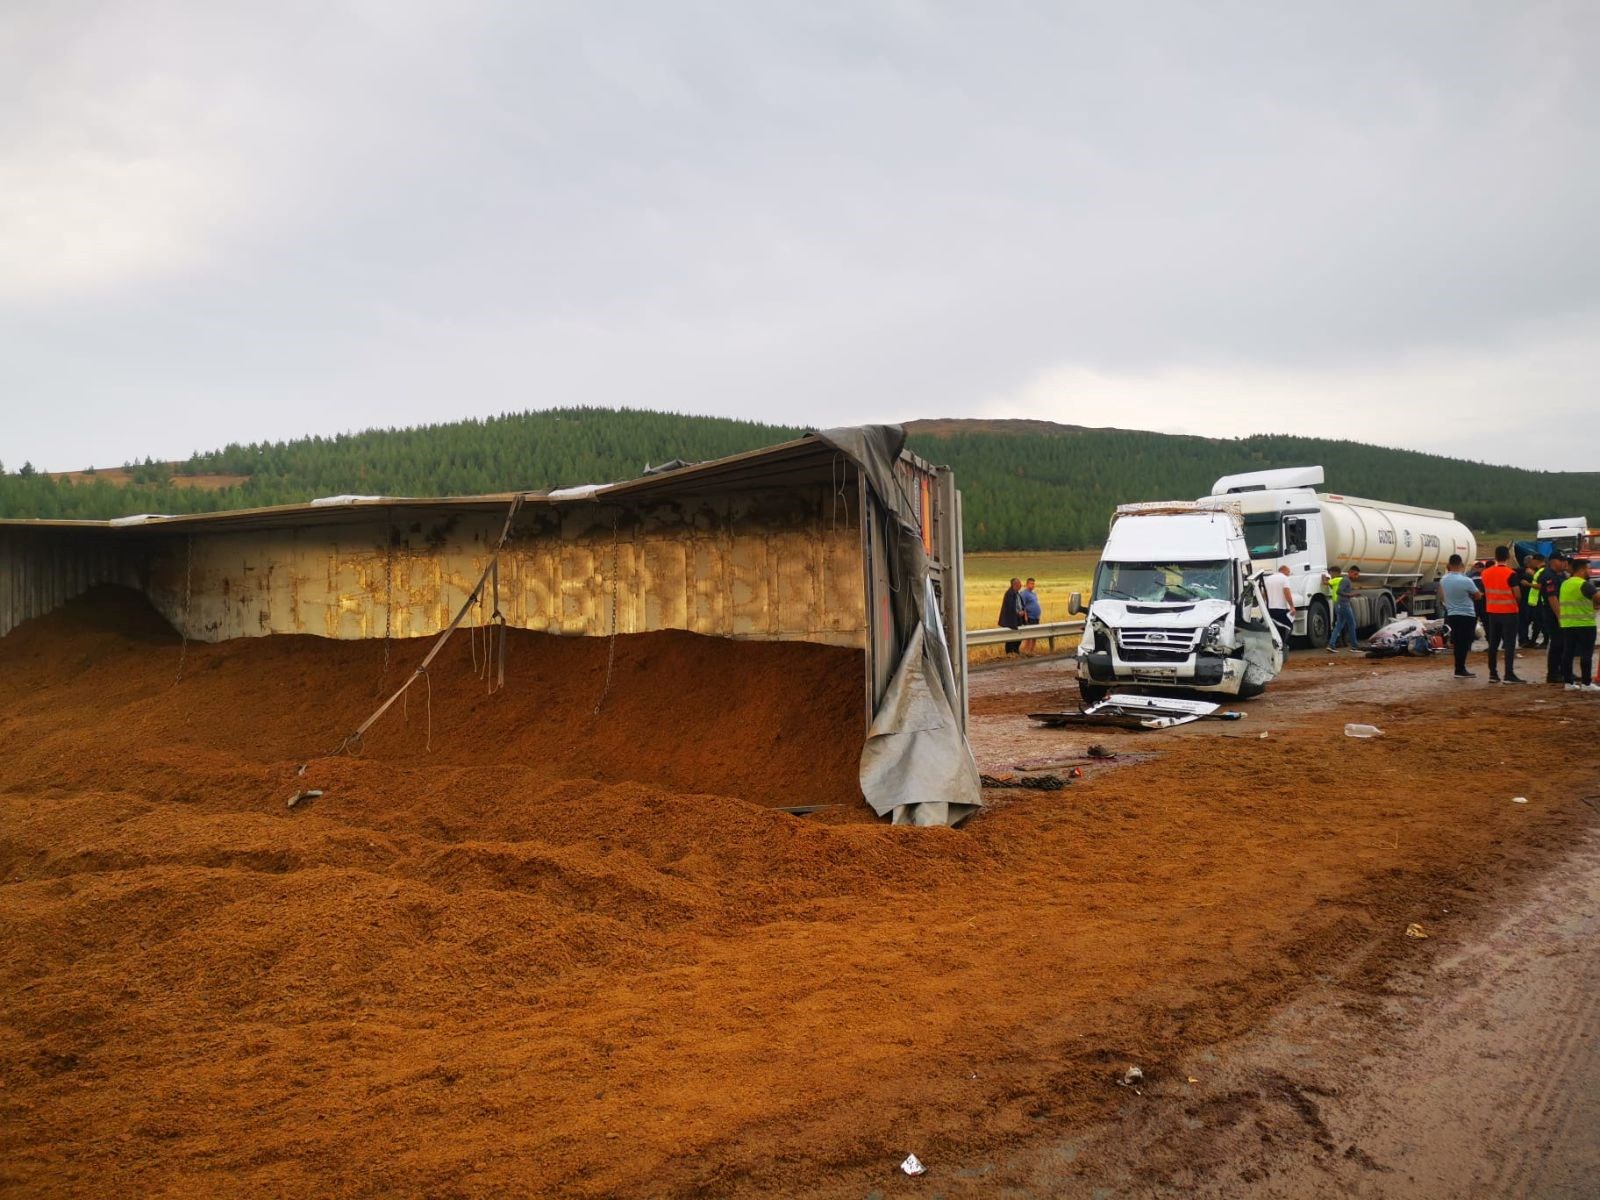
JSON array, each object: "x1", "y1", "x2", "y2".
[
  {"x1": 1085, "y1": 617, "x2": 1109, "y2": 654},
  {"x1": 1199, "y1": 616, "x2": 1229, "y2": 651}
]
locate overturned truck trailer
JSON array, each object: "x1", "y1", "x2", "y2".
[{"x1": 0, "y1": 426, "x2": 979, "y2": 826}]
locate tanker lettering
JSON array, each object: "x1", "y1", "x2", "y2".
[
  {"x1": 1421, "y1": 533, "x2": 1440, "y2": 550},
  {"x1": 1377, "y1": 529, "x2": 1396, "y2": 546}
]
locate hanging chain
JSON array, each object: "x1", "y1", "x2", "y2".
[
  {"x1": 830, "y1": 451, "x2": 848, "y2": 532},
  {"x1": 382, "y1": 512, "x2": 394, "y2": 678},
  {"x1": 175, "y1": 534, "x2": 193, "y2": 683},
  {"x1": 422, "y1": 667, "x2": 432, "y2": 752},
  {"x1": 594, "y1": 510, "x2": 621, "y2": 714},
  {"x1": 489, "y1": 557, "x2": 505, "y2": 695}
]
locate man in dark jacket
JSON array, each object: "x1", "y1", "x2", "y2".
[
  {"x1": 999, "y1": 577, "x2": 1025, "y2": 654},
  {"x1": 1542, "y1": 553, "x2": 1570, "y2": 683}
]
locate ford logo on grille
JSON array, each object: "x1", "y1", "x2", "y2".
[{"x1": 1145, "y1": 632, "x2": 1168, "y2": 642}]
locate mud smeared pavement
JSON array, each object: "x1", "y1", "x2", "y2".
[{"x1": 1, "y1": 588, "x2": 1596, "y2": 1198}]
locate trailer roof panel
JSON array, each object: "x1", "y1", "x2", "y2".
[{"x1": 0, "y1": 436, "x2": 879, "y2": 535}]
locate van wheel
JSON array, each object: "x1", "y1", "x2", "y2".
[
  {"x1": 1238, "y1": 677, "x2": 1268, "y2": 699},
  {"x1": 1078, "y1": 681, "x2": 1108, "y2": 706},
  {"x1": 1303, "y1": 598, "x2": 1330, "y2": 648}
]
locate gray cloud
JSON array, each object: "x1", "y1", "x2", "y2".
[{"x1": 3, "y1": 1, "x2": 1598, "y2": 471}]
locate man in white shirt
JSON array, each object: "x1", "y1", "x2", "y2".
[{"x1": 1263, "y1": 565, "x2": 1296, "y2": 652}]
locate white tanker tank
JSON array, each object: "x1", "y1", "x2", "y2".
[
  {"x1": 1204, "y1": 466, "x2": 1478, "y2": 642},
  {"x1": 1315, "y1": 494, "x2": 1476, "y2": 583}
]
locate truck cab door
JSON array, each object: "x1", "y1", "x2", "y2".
[{"x1": 1281, "y1": 516, "x2": 1313, "y2": 603}]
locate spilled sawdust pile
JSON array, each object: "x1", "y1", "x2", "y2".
[
  {"x1": 1, "y1": 586, "x2": 1595, "y2": 1199},
  {"x1": 0, "y1": 587, "x2": 978, "y2": 1196}
]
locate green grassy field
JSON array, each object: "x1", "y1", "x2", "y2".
[
  {"x1": 962, "y1": 551, "x2": 1098, "y2": 660},
  {"x1": 963, "y1": 550, "x2": 1098, "y2": 631},
  {"x1": 1475, "y1": 531, "x2": 1538, "y2": 554}
]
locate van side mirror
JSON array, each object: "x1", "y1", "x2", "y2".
[{"x1": 1068, "y1": 592, "x2": 1084, "y2": 616}]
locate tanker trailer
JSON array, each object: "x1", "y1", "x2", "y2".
[{"x1": 1202, "y1": 466, "x2": 1477, "y2": 645}]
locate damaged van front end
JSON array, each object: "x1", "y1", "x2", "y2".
[{"x1": 1075, "y1": 505, "x2": 1283, "y2": 704}]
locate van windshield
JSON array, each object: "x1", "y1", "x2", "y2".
[{"x1": 1095, "y1": 561, "x2": 1232, "y2": 603}]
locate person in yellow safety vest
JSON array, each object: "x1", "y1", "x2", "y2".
[
  {"x1": 1326, "y1": 565, "x2": 1361, "y2": 652},
  {"x1": 1556, "y1": 558, "x2": 1599, "y2": 691},
  {"x1": 1521, "y1": 553, "x2": 1547, "y2": 649},
  {"x1": 1324, "y1": 566, "x2": 1343, "y2": 603},
  {"x1": 1319, "y1": 567, "x2": 1340, "y2": 649}
]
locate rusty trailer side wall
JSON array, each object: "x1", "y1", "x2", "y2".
[
  {"x1": 140, "y1": 485, "x2": 867, "y2": 647},
  {"x1": 0, "y1": 436, "x2": 967, "y2": 742},
  {"x1": 0, "y1": 527, "x2": 137, "y2": 639}
]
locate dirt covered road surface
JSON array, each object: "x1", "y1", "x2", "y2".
[{"x1": 2, "y1": 588, "x2": 1597, "y2": 1198}]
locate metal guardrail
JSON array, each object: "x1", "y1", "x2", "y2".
[{"x1": 966, "y1": 619, "x2": 1084, "y2": 650}]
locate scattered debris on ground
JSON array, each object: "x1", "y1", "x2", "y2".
[
  {"x1": 979, "y1": 773, "x2": 1068, "y2": 791},
  {"x1": 1030, "y1": 693, "x2": 1245, "y2": 730}
]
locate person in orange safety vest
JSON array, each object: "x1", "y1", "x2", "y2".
[{"x1": 1478, "y1": 545, "x2": 1525, "y2": 683}]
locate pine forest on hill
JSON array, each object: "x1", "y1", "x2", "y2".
[{"x1": 2, "y1": 407, "x2": 1595, "y2": 552}]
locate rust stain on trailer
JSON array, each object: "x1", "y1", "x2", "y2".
[{"x1": 141, "y1": 488, "x2": 867, "y2": 648}]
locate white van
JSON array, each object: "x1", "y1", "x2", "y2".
[{"x1": 1073, "y1": 502, "x2": 1283, "y2": 703}]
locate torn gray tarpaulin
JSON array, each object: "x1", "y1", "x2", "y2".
[{"x1": 812, "y1": 425, "x2": 981, "y2": 827}]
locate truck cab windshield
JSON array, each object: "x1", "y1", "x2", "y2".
[
  {"x1": 1095, "y1": 561, "x2": 1232, "y2": 604},
  {"x1": 1241, "y1": 514, "x2": 1281, "y2": 559}
]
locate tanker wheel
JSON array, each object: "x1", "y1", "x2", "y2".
[
  {"x1": 1375, "y1": 594, "x2": 1395, "y2": 632},
  {"x1": 1303, "y1": 598, "x2": 1331, "y2": 648},
  {"x1": 1078, "y1": 681, "x2": 1108, "y2": 705}
]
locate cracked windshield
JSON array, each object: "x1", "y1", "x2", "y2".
[{"x1": 1095, "y1": 560, "x2": 1232, "y2": 603}]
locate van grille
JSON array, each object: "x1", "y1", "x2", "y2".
[{"x1": 1117, "y1": 628, "x2": 1198, "y2": 662}]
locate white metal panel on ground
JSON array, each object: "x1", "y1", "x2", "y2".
[{"x1": 140, "y1": 486, "x2": 867, "y2": 647}]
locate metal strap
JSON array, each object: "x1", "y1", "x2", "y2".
[
  {"x1": 337, "y1": 493, "x2": 524, "y2": 752},
  {"x1": 175, "y1": 534, "x2": 193, "y2": 683},
  {"x1": 594, "y1": 509, "x2": 621, "y2": 714}
]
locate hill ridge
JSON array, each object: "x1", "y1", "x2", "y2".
[
  {"x1": 905, "y1": 417, "x2": 1089, "y2": 438},
  {"x1": 4, "y1": 408, "x2": 1594, "y2": 550}
]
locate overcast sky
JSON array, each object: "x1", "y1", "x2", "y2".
[{"x1": 4, "y1": 1, "x2": 1598, "y2": 472}]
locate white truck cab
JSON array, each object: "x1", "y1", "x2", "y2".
[
  {"x1": 1537, "y1": 517, "x2": 1598, "y2": 560},
  {"x1": 1074, "y1": 502, "x2": 1284, "y2": 703},
  {"x1": 1200, "y1": 466, "x2": 1475, "y2": 645}
]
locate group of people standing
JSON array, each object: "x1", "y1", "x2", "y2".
[
  {"x1": 1260, "y1": 562, "x2": 1365, "y2": 652},
  {"x1": 1258, "y1": 548, "x2": 1598, "y2": 689},
  {"x1": 997, "y1": 576, "x2": 1043, "y2": 654},
  {"x1": 1440, "y1": 547, "x2": 1599, "y2": 689}
]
